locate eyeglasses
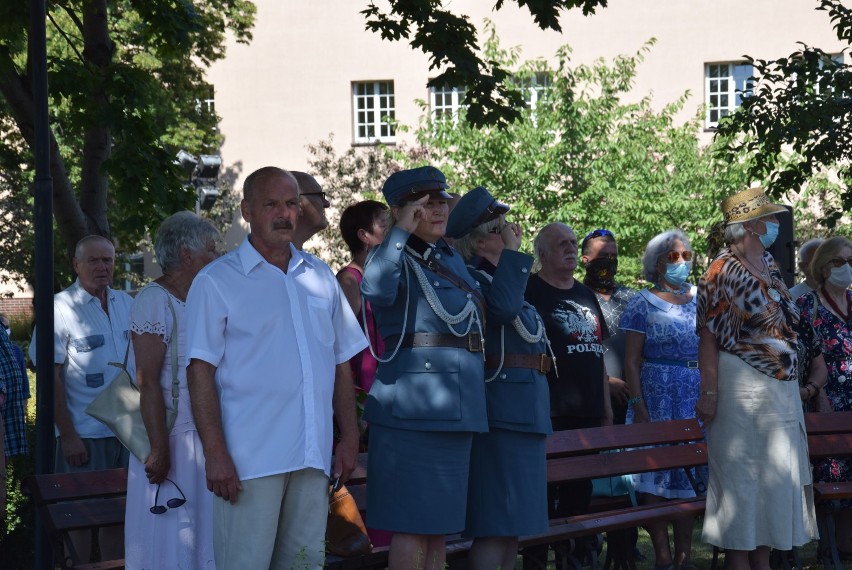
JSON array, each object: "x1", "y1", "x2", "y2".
[
  {"x1": 150, "y1": 478, "x2": 187, "y2": 514},
  {"x1": 487, "y1": 224, "x2": 505, "y2": 234},
  {"x1": 665, "y1": 250, "x2": 693, "y2": 263},
  {"x1": 329, "y1": 476, "x2": 342, "y2": 498},
  {"x1": 666, "y1": 250, "x2": 693, "y2": 263},
  {"x1": 829, "y1": 257, "x2": 852, "y2": 268},
  {"x1": 301, "y1": 191, "x2": 328, "y2": 202}
]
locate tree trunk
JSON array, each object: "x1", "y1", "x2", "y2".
[
  {"x1": 79, "y1": 0, "x2": 113, "y2": 241},
  {"x1": 0, "y1": 47, "x2": 86, "y2": 258}
]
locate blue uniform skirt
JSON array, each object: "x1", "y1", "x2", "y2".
[
  {"x1": 464, "y1": 429, "x2": 548, "y2": 537},
  {"x1": 366, "y1": 425, "x2": 473, "y2": 534}
]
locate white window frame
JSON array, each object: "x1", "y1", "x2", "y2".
[
  {"x1": 429, "y1": 85, "x2": 466, "y2": 121},
  {"x1": 705, "y1": 62, "x2": 753, "y2": 128},
  {"x1": 513, "y1": 72, "x2": 551, "y2": 110},
  {"x1": 352, "y1": 81, "x2": 396, "y2": 144}
]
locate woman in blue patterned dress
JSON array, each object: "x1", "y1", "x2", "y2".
[
  {"x1": 620, "y1": 229, "x2": 702, "y2": 570},
  {"x1": 797, "y1": 235, "x2": 852, "y2": 553}
]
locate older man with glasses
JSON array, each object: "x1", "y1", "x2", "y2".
[{"x1": 291, "y1": 171, "x2": 332, "y2": 250}]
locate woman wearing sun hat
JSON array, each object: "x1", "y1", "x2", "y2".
[{"x1": 695, "y1": 187, "x2": 817, "y2": 569}]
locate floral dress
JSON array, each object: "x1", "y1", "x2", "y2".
[
  {"x1": 798, "y1": 290, "x2": 852, "y2": 489},
  {"x1": 620, "y1": 288, "x2": 704, "y2": 498}
]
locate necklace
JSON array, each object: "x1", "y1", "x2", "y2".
[
  {"x1": 821, "y1": 287, "x2": 851, "y2": 322},
  {"x1": 733, "y1": 247, "x2": 781, "y2": 301},
  {"x1": 653, "y1": 283, "x2": 687, "y2": 295}
]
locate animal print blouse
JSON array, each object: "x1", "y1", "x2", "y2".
[{"x1": 697, "y1": 248, "x2": 799, "y2": 380}]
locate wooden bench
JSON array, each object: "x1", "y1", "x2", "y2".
[
  {"x1": 804, "y1": 411, "x2": 852, "y2": 570},
  {"x1": 25, "y1": 468, "x2": 127, "y2": 570},
  {"x1": 329, "y1": 418, "x2": 709, "y2": 570}
]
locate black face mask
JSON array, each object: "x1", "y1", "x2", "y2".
[{"x1": 583, "y1": 256, "x2": 618, "y2": 292}]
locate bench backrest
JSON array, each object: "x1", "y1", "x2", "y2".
[
  {"x1": 546, "y1": 418, "x2": 704, "y2": 458},
  {"x1": 544, "y1": 419, "x2": 707, "y2": 485},
  {"x1": 26, "y1": 468, "x2": 128, "y2": 534}
]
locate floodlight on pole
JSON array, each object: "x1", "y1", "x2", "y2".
[
  {"x1": 193, "y1": 154, "x2": 222, "y2": 211},
  {"x1": 175, "y1": 149, "x2": 198, "y2": 177}
]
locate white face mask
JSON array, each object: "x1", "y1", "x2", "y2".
[
  {"x1": 3, "y1": 328, "x2": 9, "y2": 338},
  {"x1": 828, "y1": 264, "x2": 852, "y2": 290}
]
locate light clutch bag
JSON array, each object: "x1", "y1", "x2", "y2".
[{"x1": 85, "y1": 285, "x2": 179, "y2": 462}]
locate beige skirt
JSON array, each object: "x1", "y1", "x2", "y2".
[{"x1": 702, "y1": 351, "x2": 818, "y2": 550}]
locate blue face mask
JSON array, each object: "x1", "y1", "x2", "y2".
[
  {"x1": 759, "y1": 221, "x2": 779, "y2": 248},
  {"x1": 665, "y1": 262, "x2": 691, "y2": 286}
]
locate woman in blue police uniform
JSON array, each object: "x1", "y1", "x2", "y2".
[
  {"x1": 447, "y1": 187, "x2": 552, "y2": 570},
  {"x1": 361, "y1": 166, "x2": 489, "y2": 569}
]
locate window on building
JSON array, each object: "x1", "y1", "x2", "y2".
[
  {"x1": 121, "y1": 254, "x2": 145, "y2": 291},
  {"x1": 813, "y1": 53, "x2": 845, "y2": 97},
  {"x1": 512, "y1": 72, "x2": 552, "y2": 109},
  {"x1": 430, "y1": 85, "x2": 466, "y2": 121},
  {"x1": 353, "y1": 81, "x2": 396, "y2": 143},
  {"x1": 705, "y1": 62, "x2": 753, "y2": 128},
  {"x1": 196, "y1": 83, "x2": 215, "y2": 116}
]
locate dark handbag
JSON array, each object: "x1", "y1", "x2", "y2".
[{"x1": 326, "y1": 481, "x2": 372, "y2": 557}]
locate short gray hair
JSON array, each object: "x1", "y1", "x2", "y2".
[
  {"x1": 74, "y1": 235, "x2": 114, "y2": 259},
  {"x1": 243, "y1": 167, "x2": 298, "y2": 201},
  {"x1": 454, "y1": 217, "x2": 501, "y2": 261},
  {"x1": 154, "y1": 211, "x2": 220, "y2": 271},
  {"x1": 533, "y1": 223, "x2": 573, "y2": 262},
  {"x1": 642, "y1": 229, "x2": 692, "y2": 282},
  {"x1": 724, "y1": 222, "x2": 747, "y2": 244}
]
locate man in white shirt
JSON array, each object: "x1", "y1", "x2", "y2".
[
  {"x1": 789, "y1": 238, "x2": 824, "y2": 300},
  {"x1": 29, "y1": 235, "x2": 134, "y2": 562},
  {"x1": 186, "y1": 166, "x2": 366, "y2": 569}
]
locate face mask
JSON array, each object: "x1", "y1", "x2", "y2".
[
  {"x1": 3, "y1": 328, "x2": 9, "y2": 338},
  {"x1": 828, "y1": 264, "x2": 852, "y2": 290},
  {"x1": 758, "y1": 221, "x2": 780, "y2": 248},
  {"x1": 664, "y1": 262, "x2": 692, "y2": 286},
  {"x1": 583, "y1": 256, "x2": 618, "y2": 292}
]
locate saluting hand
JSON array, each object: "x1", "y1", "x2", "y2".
[
  {"x1": 501, "y1": 222, "x2": 522, "y2": 251},
  {"x1": 395, "y1": 195, "x2": 430, "y2": 234}
]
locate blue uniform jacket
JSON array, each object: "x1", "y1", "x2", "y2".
[
  {"x1": 361, "y1": 226, "x2": 488, "y2": 433},
  {"x1": 469, "y1": 250, "x2": 552, "y2": 435}
]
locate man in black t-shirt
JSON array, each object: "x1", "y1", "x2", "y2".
[
  {"x1": 526, "y1": 223, "x2": 612, "y2": 432},
  {"x1": 522, "y1": 222, "x2": 613, "y2": 570}
]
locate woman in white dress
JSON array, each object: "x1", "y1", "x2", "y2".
[{"x1": 124, "y1": 211, "x2": 220, "y2": 569}]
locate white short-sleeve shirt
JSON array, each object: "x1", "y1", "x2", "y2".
[
  {"x1": 29, "y1": 280, "x2": 135, "y2": 438},
  {"x1": 185, "y1": 237, "x2": 368, "y2": 480}
]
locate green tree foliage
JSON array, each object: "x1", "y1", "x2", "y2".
[
  {"x1": 714, "y1": 0, "x2": 852, "y2": 229},
  {"x1": 362, "y1": 0, "x2": 608, "y2": 127},
  {"x1": 409, "y1": 30, "x2": 750, "y2": 284},
  {"x1": 0, "y1": 0, "x2": 255, "y2": 287},
  {"x1": 309, "y1": 29, "x2": 753, "y2": 284}
]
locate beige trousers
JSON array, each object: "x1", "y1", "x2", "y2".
[{"x1": 213, "y1": 467, "x2": 328, "y2": 570}]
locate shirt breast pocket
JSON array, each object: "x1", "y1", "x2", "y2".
[
  {"x1": 307, "y1": 296, "x2": 335, "y2": 346},
  {"x1": 70, "y1": 334, "x2": 105, "y2": 353},
  {"x1": 69, "y1": 334, "x2": 107, "y2": 372}
]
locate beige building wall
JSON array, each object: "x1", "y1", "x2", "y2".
[{"x1": 207, "y1": 0, "x2": 844, "y2": 245}]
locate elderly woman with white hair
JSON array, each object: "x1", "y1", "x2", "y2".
[
  {"x1": 695, "y1": 187, "x2": 817, "y2": 570},
  {"x1": 124, "y1": 211, "x2": 221, "y2": 570},
  {"x1": 620, "y1": 229, "x2": 702, "y2": 570}
]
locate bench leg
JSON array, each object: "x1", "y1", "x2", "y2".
[
  {"x1": 710, "y1": 546, "x2": 721, "y2": 570},
  {"x1": 816, "y1": 504, "x2": 842, "y2": 570}
]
